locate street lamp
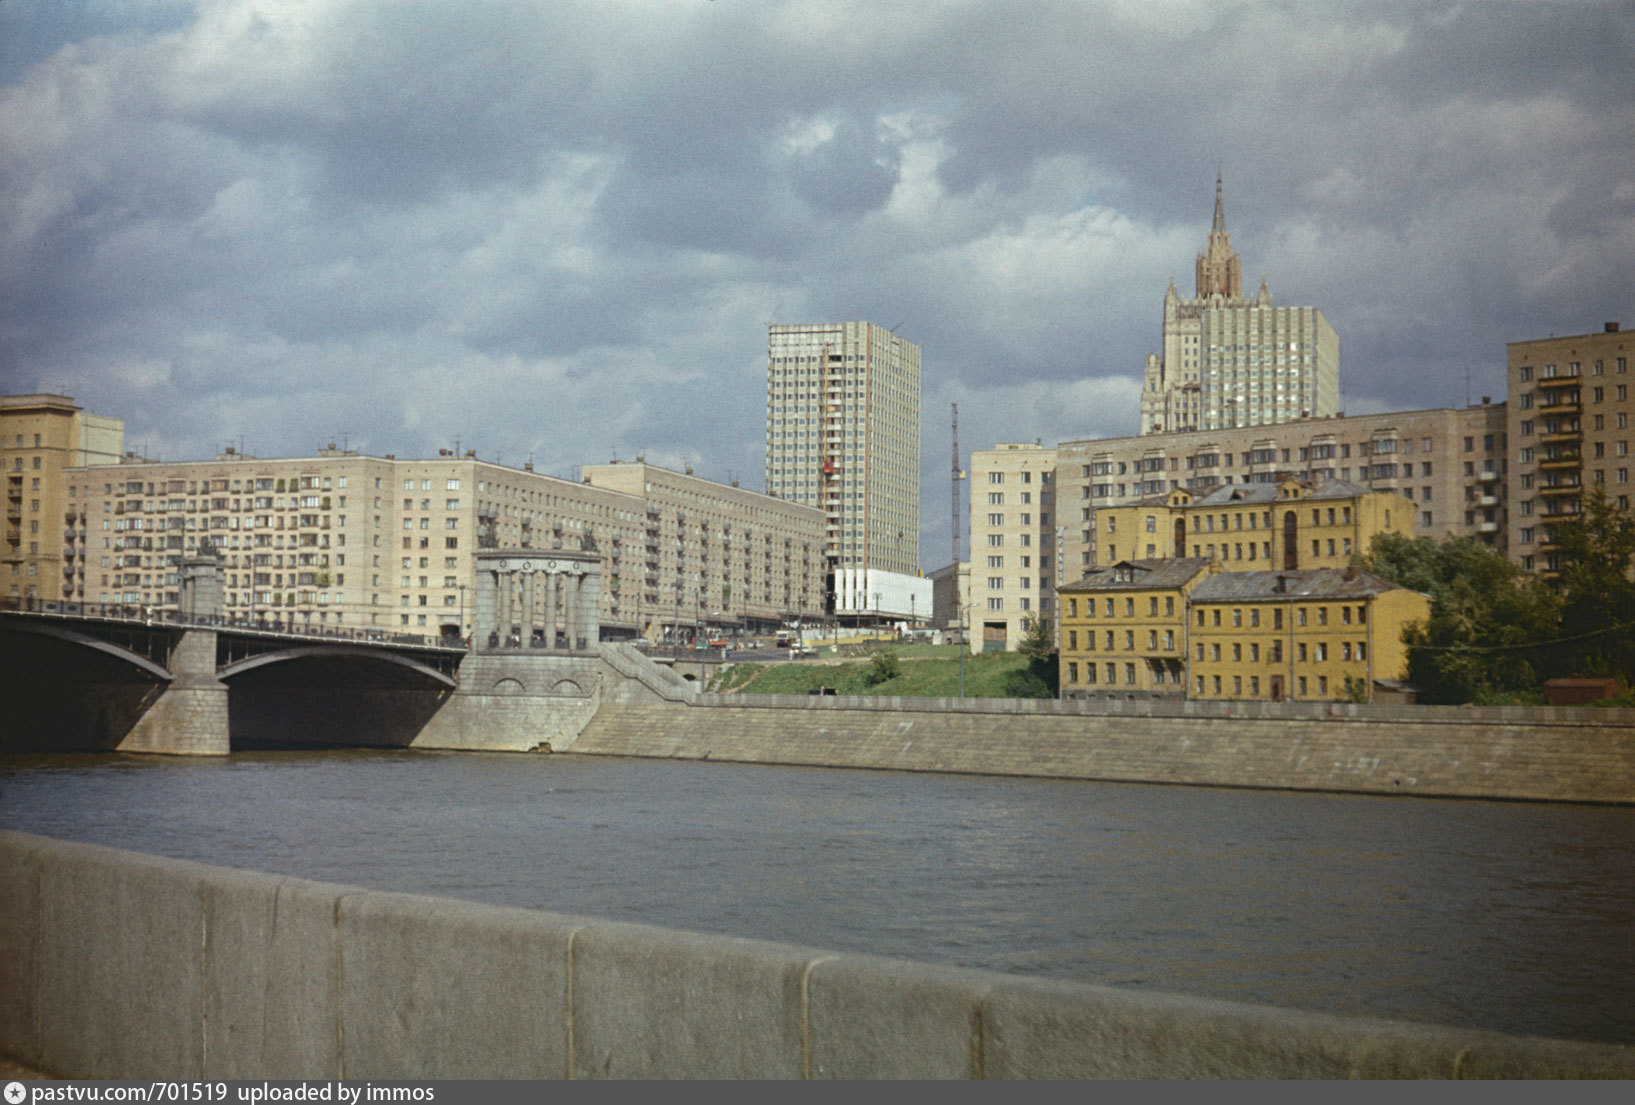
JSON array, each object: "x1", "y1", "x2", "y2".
[
  {"x1": 959, "y1": 602, "x2": 977, "y2": 698},
  {"x1": 458, "y1": 584, "x2": 468, "y2": 646}
]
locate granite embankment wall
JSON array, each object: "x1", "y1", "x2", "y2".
[
  {"x1": 3, "y1": 831, "x2": 1632, "y2": 1079},
  {"x1": 565, "y1": 695, "x2": 1635, "y2": 804}
]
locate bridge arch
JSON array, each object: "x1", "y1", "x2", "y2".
[
  {"x1": 218, "y1": 645, "x2": 458, "y2": 689},
  {"x1": 3, "y1": 620, "x2": 173, "y2": 682}
]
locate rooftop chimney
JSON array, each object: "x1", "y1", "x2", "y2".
[{"x1": 1608, "y1": 322, "x2": 1621, "y2": 333}]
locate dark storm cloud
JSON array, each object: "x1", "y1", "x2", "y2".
[{"x1": 1, "y1": 0, "x2": 1631, "y2": 567}]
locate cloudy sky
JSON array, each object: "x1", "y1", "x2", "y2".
[{"x1": 2, "y1": 1, "x2": 1631, "y2": 566}]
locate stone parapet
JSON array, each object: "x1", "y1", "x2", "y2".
[{"x1": 2, "y1": 831, "x2": 1630, "y2": 1079}]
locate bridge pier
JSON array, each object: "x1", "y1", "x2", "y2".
[
  {"x1": 116, "y1": 628, "x2": 229, "y2": 756},
  {"x1": 119, "y1": 550, "x2": 229, "y2": 755}
]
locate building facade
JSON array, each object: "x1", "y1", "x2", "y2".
[
  {"x1": 765, "y1": 322, "x2": 921, "y2": 593},
  {"x1": 1139, "y1": 176, "x2": 1339, "y2": 435},
  {"x1": 580, "y1": 461, "x2": 826, "y2": 635},
  {"x1": 1059, "y1": 561, "x2": 1427, "y2": 702},
  {"x1": 56, "y1": 446, "x2": 825, "y2": 641},
  {"x1": 966, "y1": 442, "x2": 1058, "y2": 652},
  {"x1": 1056, "y1": 403, "x2": 1509, "y2": 581},
  {"x1": 1058, "y1": 558, "x2": 1214, "y2": 695},
  {"x1": 3, "y1": 394, "x2": 124, "y2": 602},
  {"x1": 1092, "y1": 478, "x2": 1413, "y2": 573},
  {"x1": 1505, "y1": 323, "x2": 1632, "y2": 577}
]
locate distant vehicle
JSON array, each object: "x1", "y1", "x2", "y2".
[{"x1": 789, "y1": 643, "x2": 817, "y2": 659}]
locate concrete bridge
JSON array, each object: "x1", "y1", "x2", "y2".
[{"x1": 2, "y1": 548, "x2": 693, "y2": 755}]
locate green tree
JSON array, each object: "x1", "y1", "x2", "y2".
[
  {"x1": 1363, "y1": 533, "x2": 1560, "y2": 703},
  {"x1": 1552, "y1": 485, "x2": 1635, "y2": 682},
  {"x1": 1014, "y1": 615, "x2": 1059, "y2": 697}
]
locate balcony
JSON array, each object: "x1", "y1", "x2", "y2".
[
  {"x1": 1539, "y1": 452, "x2": 1582, "y2": 470},
  {"x1": 1538, "y1": 483, "x2": 1581, "y2": 498}
]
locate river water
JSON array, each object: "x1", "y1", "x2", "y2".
[{"x1": 1, "y1": 750, "x2": 1631, "y2": 1045}]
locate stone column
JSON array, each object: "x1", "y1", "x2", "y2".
[
  {"x1": 521, "y1": 569, "x2": 536, "y2": 646},
  {"x1": 474, "y1": 566, "x2": 499, "y2": 650},
  {"x1": 544, "y1": 571, "x2": 560, "y2": 651},
  {"x1": 499, "y1": 569, "x2": 515, "y2": 645},
  {"x1": 562, "y1": 569, "x2": 575, "y2": 651}
]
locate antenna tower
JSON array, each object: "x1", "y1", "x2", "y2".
[{"x1": 951, "y1": 402, "x2": 961, "y2": 610}]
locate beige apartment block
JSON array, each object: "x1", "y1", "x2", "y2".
[
  {"x1": 58, "y1": 445, "x2": 826, "y2": 641},
  {"x1": 1505, "y1": 323, "x2": 1632, "y2": 578},
  {"x1": 1055, "y1": 403, "x2": 1509, "y2": 578},
  {"x1": 1140, "y1": 176, "x2": 1339, "y2": 435},
  {"x1": 581, "y1": 461, "x2": 826, "y2": 637},
  {"x1": 765, "y1": 322, "x2": 921, "y2": 584},
  {"x1": 3, "y1": 394, "x2": 123, "y2": 603},
  {"x1": 967, "y1": 442, "x2": 1058, "y2": 652}
]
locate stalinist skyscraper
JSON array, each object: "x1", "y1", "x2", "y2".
[{"x1": 1139, "y1": 175, "x2": 1338, "y2": 434}]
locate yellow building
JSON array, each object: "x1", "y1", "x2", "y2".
[
  {"x1": 2, "y1": 394, "x2": 124, "y2": 602},
  {"x1": 1058, "y1": 558, "x2": 1216, "y2": 697},
  {"x1": 1189, "y1": 568, "x2": 1428, "y2": 702},
  {"x1": 1093, "y1": 477, "x2": 1411, "y2": 572},
  {"x1": 1059, "y1": 558, "x2": 1428, "y2": 703}
]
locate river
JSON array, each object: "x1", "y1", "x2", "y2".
[{"x1": 1, "y1": 749, "x2": 1631, "y2": 1045}]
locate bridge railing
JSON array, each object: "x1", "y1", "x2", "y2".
[{"x1": 0, "y1": 596, "x2": 464, "y2": 652}]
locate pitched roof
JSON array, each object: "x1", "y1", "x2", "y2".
[
  {"x1": 1189, "y1": 566, "x2": 1413, "y2": 602},
  {"x1": 1060, "y1": 557, "x2": 1214, "y2": 593},
  {"x1": 1188, "y1": 477, "x2": 1368, "y2": 509}
]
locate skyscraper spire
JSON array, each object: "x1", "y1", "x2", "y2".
[{"x1": 1196, "y1": 171, "x2": 1241, "y2": 299}]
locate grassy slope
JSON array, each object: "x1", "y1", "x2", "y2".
[{"x1": 715, "y1": 651, "x2": 1038, "y2": 698}]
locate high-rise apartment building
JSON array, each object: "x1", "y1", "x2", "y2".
[
  {"x1": 1139, "y1": 176, "x2": 1339, "y2": 434},
  {"x1": 3, "y1": 394, "x2": 124, "y2": 602},
  {"x1": 1506, "y1": 323, "x2": 1631, "y2": 577},
  {"x1": 967, "y1": 442, "x2": 1058, "y2": 652},
  {"x1": 765, "y1": 322, "x2": 921, "y2": 596}
]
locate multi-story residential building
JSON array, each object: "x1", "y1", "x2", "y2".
[
  {"x1": 1056, "y1": 403, "x2": 1508, "y2": 579},
  {"x1": 58, "y1": 446, "x2": 824, "y2": 641},
  {"x1": 966, "y1": 442, "x2": 1058, "y2": 652},
  {"x1": 3, "y1": 394, "x2": 124, "y2": 602},
  {"x1": 580, "y1": 461, "x2": 826, "y2": 636},
  {"x1": 1059, "y1": 558, "x2": 1213, "y2": 694},
  {"x1": 1187, "y1": 568, "x2": 1425, "y2": 702},
  {"x1": 1093, "y1": 478, "x2": 1413, "y2": 573},
  {"x1": 1059, "y1": 560, "x2": 1427, "y2": 703},
  {"x1": 765, "y1": 322, "x2": 921, "y2": 599},
  {"x1": 1505, "y1": 323, "x2": 1632, "y2": 577},
  {"x1": 1139, "y1": 176, "x2": 1339, "y2": 435}
]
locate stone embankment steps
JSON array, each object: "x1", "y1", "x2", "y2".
[{"x1": 568, "y1": 698, "x2": 1635, "y2": 804}]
